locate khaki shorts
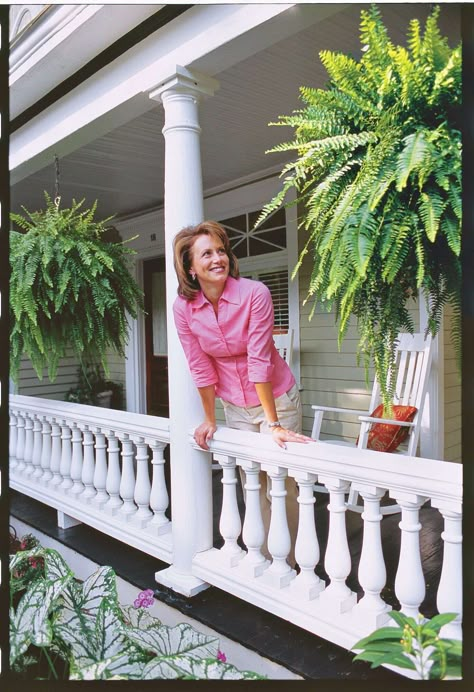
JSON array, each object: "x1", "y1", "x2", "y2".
[{"x1": 222, "y1": 383, "x2": 302, "y2": 434}]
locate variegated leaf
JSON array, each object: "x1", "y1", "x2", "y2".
[
  {"x1": 80, "y1": 566, "x2": 118, "y2": 616},
  {"x1": 142, "y1": 656, "x2": 264, "y2": 680},
  {"x1": 94, "y1": 598, "x2": 126, "y2": 660},
  {"x1": 31, "y1": 574, "x2": 73, "y2": 647},
  {"x1": 121, "y1": 604, "x2": 161, "y2": 630},
  {"x1": 43, "y1": 548, "x2": 73, "y2": 583},
  {"x1": 55, "y1": 612, "x2": 98, "y2": 666},
  {"x1": 10, "y1": 546, "x2": 45, "y2": 573},
  {"x1": 10, "y1": 581, "x2": 47, "y2": 664},
  {"x1": 69, "y1": 657, "x2": 119, "y2": 680},
  {"x1": 105, "y1": 646, "x2": 148, "y2": 679},
  {"x1": 123, "y1": 622, "x2": 218, "y2": 660},
  {"x1": 69, "y1": 650, "x2": 147, "y2": 680}
]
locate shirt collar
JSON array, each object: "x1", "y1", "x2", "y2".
[{"x1": 191, "y1": 276, "x2": 241, "y2": 309}]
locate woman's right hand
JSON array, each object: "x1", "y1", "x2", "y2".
[{"x1": 193, "y1": 420, "x2": 217, "y2": 450}]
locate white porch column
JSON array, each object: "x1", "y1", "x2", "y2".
[{"x1": 150, "y1": 66, "x2": 218, "y2": 597}]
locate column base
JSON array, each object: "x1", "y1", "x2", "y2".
[
  {"x1": 155, "y1": 566, "x2": 210, "y2": 597},
  {"x1": 57, "y1": 511, "x2": 82, "y2": 529}
]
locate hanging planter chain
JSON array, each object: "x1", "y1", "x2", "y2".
[{"x1": 54, "y1": 153, "x2": 61, "y2": 207}]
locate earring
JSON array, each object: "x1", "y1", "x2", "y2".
[{"x1": 190, "y1": 270, "x2": 196, "y2": 280}]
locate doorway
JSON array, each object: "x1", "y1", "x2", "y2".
[{"x1": 143, "y1": 257, "x2": 169, "y2": 417}]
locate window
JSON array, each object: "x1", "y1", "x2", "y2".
[
  {"x1": 241, "y1": 268, "x2": 289, "y2": 333},
  {"x1": 220, "y1": 208, "x2": 289, "y2": 333}
]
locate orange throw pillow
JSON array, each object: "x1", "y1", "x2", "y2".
[{"x1": 362, "y1": 404, "x2": 418, "y2": 453}]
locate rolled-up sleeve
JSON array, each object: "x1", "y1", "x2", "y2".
[
  {"x1": 173, "y1": 300, "x2": 218, "y2": 388},
  {"x1": 247, "y1": 283, "x2": 275, "y2": 382}
]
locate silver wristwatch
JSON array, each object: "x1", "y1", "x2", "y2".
[{"x1": 268, "y1": 421, "x2": 282, "y2": 429}]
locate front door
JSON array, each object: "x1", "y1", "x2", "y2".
[{"x1": 144, "y1": 258, "x2": 169, "y2": 417}]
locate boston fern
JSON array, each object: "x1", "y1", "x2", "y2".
[
  {"x1": 10, "y1": 193, "x2": 144, "y2": 382},
  {"x1": 259, "y1": 5, "x2": 461, "y2": 408}
]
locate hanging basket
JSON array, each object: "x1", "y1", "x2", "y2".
[{"x1": 10, "y1": 192, "x2": 144, "y2": 382}]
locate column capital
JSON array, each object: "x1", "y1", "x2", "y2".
[{"x1": 149, "y1": 65, "x2": 219, "y2": 103}]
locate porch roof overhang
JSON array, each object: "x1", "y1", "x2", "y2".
[
  {"x1": 10, "y1": 3, "x2": 342, "y2": 186},
  {"x1": 9, "y1": 3, "x2": 460, "y2": 221}
]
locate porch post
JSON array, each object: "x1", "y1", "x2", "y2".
[{"x1": 149, "y1": 67, "x2": 219, "y2": 596}]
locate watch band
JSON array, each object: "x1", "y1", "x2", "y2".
[{"x1": 268, "y1": 420, "x2": 282, "y2": 429}]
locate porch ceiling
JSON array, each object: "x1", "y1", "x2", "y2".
[{"x1": 10, "y1": 3, "x2": 460, "y2": 221}]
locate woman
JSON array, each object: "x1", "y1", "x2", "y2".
[{"x1": 172, "y1": 220, "x2": 312, "y2": 563}]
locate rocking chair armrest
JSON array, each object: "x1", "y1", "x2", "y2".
[
  {"x1": 312, "y1": 405, "x2": 369, "y2": 416},
  {"x1": 358, "y1": 415, "x2": 415, "y2": 427}
]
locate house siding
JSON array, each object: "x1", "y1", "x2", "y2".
[
  {"x1": 16, "y1": 348, "x2": 126, "y2": 405},
  {"x1": 16, "y1": 351, "x2": 79, "y2": 401},
  {"x1": 443, "y1": 304, "x2": 462, "y2": 462}
]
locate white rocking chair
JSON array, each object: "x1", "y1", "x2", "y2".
[
  {"x1": 273, "y1": 329, "x2": 294, "y2": 367},
  {"x1": 311, "y1": 332, "x2": 434, "y2": 514}
]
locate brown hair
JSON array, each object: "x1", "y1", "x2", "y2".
[{"x1": 173, "y1": 221, "x2": 239, "y2": 300}]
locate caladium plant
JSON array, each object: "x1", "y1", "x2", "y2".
[{"x1": 9, "y1": 544, "x2": 264, "y2": 681}]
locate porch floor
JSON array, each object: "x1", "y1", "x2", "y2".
[{"x1": 9, "y1": 480, "x2": 443, "y2": 680}]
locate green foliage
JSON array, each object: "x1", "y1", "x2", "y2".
[
  {"x1": 9, "y1": 542, "x2": 265, "y2": 681},
  {"x1": 352, "y1": 611, "x2": 462, "y2": 680},
  {"x1": 10, "y1": 193, "x2": 144, "y2": 383},
  {"x1": 65, "y1": 362, "x2": 124, "y2": 408},
  {"x1": 259, "y1": 5, "x2": 461, "y2": 408}
]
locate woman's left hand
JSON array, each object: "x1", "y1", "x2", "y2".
[{"x1": 272, "y1": 427, "x2": 313, "y2": 449}]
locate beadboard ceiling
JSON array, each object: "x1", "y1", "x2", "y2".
[{"x1": 10, "y1": 3, "x2": 460, "y2": 222}]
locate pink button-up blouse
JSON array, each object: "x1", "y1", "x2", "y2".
[{"x1": 173, "y1": 276, "x2": 295, "y2": 407}]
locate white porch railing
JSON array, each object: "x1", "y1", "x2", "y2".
[
  {"x1": 193, "y1": 428, "x2": 462, "y2": 656},
  {"x1": 9, "y1": 395, "x2": 172, "y2": 563},
  {"x1": 9, "y1": 395, "x2": 462, "y2": 675}
]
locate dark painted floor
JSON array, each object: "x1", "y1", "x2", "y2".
[{"x1": 9, "y1": 479, "x2": 443, "y2": 680}]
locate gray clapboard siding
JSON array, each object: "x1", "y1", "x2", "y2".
[{"x1": 443, "y1": 305, "x2": 461, "y2": 462}]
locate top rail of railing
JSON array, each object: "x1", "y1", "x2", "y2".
[
  {"x1": 196, "y1": 426, "x2": 463, "y2": 511},
  {"x1": 9, "y1": 394, "x2": 170, "y2": 444}
]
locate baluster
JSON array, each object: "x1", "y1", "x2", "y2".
[
  {"x1": 70, "y1": 423, "x2": 85, "y2": 495},
  {"x1": 59, "y1": 422, "x2": 73, "y2": 490},
  {"x1": 394, "y1": 493, "x2": 426, "y2": 618},
  {"x1": 318, "y1": 477, "x2": 357, "y2": 613},
  {"x1": 50, "y1": 419, "x2": 62, "y2": 486},
  {"x1": 239, "y1": 462, "x2": 268, "y2": 576},
  {"x1": 432, "y1": 503, "x2": 462, "y2": 640},
  {"x1": 261, "y1": 467, "x2": 295, "y2": 587},
  {"x1": 10, "y1": 412, "x2": 18, "y2": 467},
  {"x1": 133, "y1": 437, "x2": 152, "y2": 524},
  {"x1": 23, "y1": 414, "x2": 34, "y2": 476},
  {"x1": 29, "y1": 415, "x2": 43, "y2": 478},
  {"x1": 149, "y1": 441, "x2": 170, "y2": 532},
  {"x1": 290, "y1": 474, "x2": 324, "y2": 599},
  {"x1": 92, "y1": 428, "x2": 109, "y2": 506},
  {"x1": 105, "y1": 432, "x2": 123, "y2": 511},
  {"x1": 15, "y1": 413, "x2": 26, "y2": 472},
  {"x1": 119, "y1": 435, "x2": 137, "y2": 517},
  {"x1": 39, "y1": 418, "x2": 52, "y2": 481},
  {"x1": 218, "y1": 456, "x2": 244, "y2": 566},
  {"x1": 81, "y1": 427, "x2": 97, "y2": 500},
  {"x1": 352, "y1": 485, "x2": 391, "y2": 629}
]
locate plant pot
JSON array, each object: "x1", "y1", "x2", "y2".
[{"x1": 95, "y1": 390, "x2": 113, "y2": 408}]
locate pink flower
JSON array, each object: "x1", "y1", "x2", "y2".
[
  {"x1": 133, "y1": 589, "x2": 155, "y2": 609},
  {"x1": 217, "y1": 650, "x2": 227, "y2": 663}
]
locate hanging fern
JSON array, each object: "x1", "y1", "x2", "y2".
[
  {"x1": 10, "y1": 193, "x2": 144, "y2": 382},
  {"x1": 258, "y1": 4, "x2": 461, "y2": 409}
]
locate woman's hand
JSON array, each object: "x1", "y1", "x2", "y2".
[
  {"x1": 193, "y1": 420, "x2": 217, "y2": 450},
  {"x1": 271, "y1": 426, "x2": 313, "y2": 450}
]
